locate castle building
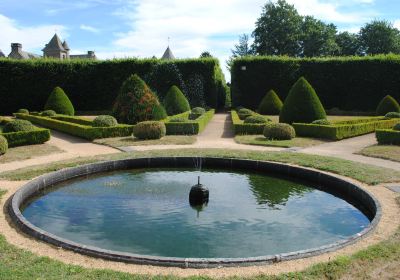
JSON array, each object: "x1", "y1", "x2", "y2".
[
  {"x1": 7, "y1": 43, "x2": 40, "y2": 59},
  {"x1": 161, "y1": 46, "x2": 175, "y2": 60},
  {"x1": 0, "y1": 49, "x2": 5, "y2": 57}
]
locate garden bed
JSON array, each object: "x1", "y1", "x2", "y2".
[
  {"x1": 231, "y1": 110, "x2": 269, "y2": 135},
  {"x1": 234, "y1": 135, "x2": 328, "y2": 148},
  {"x1": 14, "y1": 113, "x2": 134, "y2": 140},
  {"x1": 293, "y1": 117, "x2": 400, "y2": 140},
  {"x1": 164, "y1": 110, "x2": 215, "y2": 135}
]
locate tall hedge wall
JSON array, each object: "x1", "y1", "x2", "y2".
[
  {"x1": 231, "y1": 55, "x2": 400, "y2": 112},
  {"x1": 0, "y1": 58, "x2": 226, "y2": 114}
]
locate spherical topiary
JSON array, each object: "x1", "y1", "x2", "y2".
[
  {"x1": 279, "y1": 77, "x2": 327, "y2": 124},
  {"x1": 3, "y1": 119, "x2": 36, "y2": 133},
  {"x1": 17, "y1": 109, "x2": 29, "y2": 114},
  {"x1": 41, "y1": 110, "x2": 57, "y2": 117},
  {"x1": 312, "y1": 119, "x2": 331, "y2": 125},
  {"x1": 244, "y1": 115, "x2": 271, "y2": 124},
  {"x1": 0, "y1": 135, "x2": 8, "y2": 155},
  {"x1": 263, "y1": 123, "x2": 296, "y2": 140},
  {"x1": 376, "y1": 95, "x2": 400, "y2": 116},
  {"x1": 163, "y1": 85, "x2": 191, "y2": 115},
  {"x1": 151, "y1": 103, "x2": 168, "y2": 121},
  {"x1": 92, "y1": 115, "x2": 118, "y2": 127},
  {"x1": 258, "y1": 90, "x2": 283, "y2": 115},
  {"x1": 385, "y1": 112, "x2": 400, "y2": 119},
  {"x1": 393, "y1": 123, "x2": 400, "y2": 131},
  {"x1": 133, "y1": 121, "x2": 166, "y2": 140},
  {"x1": 238, "y1": 108, "x2": 254, "y2": 120},
  {"x1": 191, "y1": 107, "x2": 206, "y2": 115},
  {"x1": 113, "y1": 74, "x2": 161, "y2": 124},
  {"x1": 44, "y1": 86, "x2": 75, "y2": 116}
]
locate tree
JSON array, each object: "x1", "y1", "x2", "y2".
[
  {"x1": 359, "y1": 20, "x2": 400, "y2": 55},
  {"x1": 336, "y1": 32, "x2": 361, "y2": 56},
  {"x1": 227, "y1": 34, "x2": 253, "y2": 71},
  {"x1": 252, "y1": 0, "x2": 303, "y2": 56},
  {"x1": 301, "y1": 16, "x2": 339, "y2": 57},
  {"x1": 199, "y1": 51, "x2": 213, "y2": 58}
]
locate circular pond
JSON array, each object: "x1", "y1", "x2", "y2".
[{"x1": 9, "y1": 158, "x2": 380, "y2": 268}]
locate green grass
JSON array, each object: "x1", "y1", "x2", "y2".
[
  {"x1": 93, "y1": 135, "x2": 197, "y2": 148},
  {"x1": 0, "y1": 187, "x2": 399, "y2": 279},
  {"x1": 0, "y1": 144, "x2": 64, "y2": 163},
  {"x1": 358, "y1": 144, "x2": 400, "y2": 162},
  {"x1": 1, "y1": 149, "x2": 399, "y2": 185},
  {"x1": 234, "y1": 135, "x2": 329, "y2": 148}
]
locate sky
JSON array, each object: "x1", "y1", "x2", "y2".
[{"x1": 1, "y1": 0, "x2": 400, "y2": 81}]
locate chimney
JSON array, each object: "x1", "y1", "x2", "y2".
[
  {"x1": 87, "y1": 51, "x2": 94, "y2": 56},
  {"x1": 11, "y1": 43, "x2": 22, "y2": 52}
]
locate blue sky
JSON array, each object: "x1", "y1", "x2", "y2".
[{"x1": 1, "y1": 0, "x2": 400, "y2": 80}]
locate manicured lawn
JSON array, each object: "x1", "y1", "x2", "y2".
[
  {"x1": 235, "y1": 135, "x2": 329, "y2": 148},
  {"x1": 0, "y1": 144, "x2": 63, "y2": 163},
  {"x1": 1, "y1": 149, "x2": 399, "y2": 185},
  {"x1": 1, "y1": 153, "x2": 400, "y2": 279},
  {"x1": 358, "y1": 145, "x2": 400, "y2": 162},
  {"x1": 94, "y1": 135, "x2": 196, "y2": 148}
]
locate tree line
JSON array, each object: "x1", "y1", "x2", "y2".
[{"x1": 228, "y1": 0, "x2": 400, "y2": 68}]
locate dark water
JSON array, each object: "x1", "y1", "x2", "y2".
[{"x1": 22, "y1": 169, "x2": 370, "y2": 258}]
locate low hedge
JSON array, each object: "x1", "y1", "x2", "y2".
[
  {"x1": 376, "y1": 129, "x2": 400, "y2": 145},
  {"x1": 164, "y1": 110, "x2": 214, "y2": 135},
  {"x1": 0, "y1": 129, "x2": 50, "y2": 147},
  {"x1": 293, "y1": 117, "x2": 400, "y2": 140},
  {"x1": 231, "y1": 110, "x2": 267, "y2": 135},
  {"x1": 51, "y1": 115, "x2": 94, "y2": 126},
  {"x1": 15, "y1": 113, "x2": 133, "y2": 140}
]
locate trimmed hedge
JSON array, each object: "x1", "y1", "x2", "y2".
[
  {"x1": 133, "y1": 121, "x2": 166, "y2": 140},
  {"x1": 258, "y1": 90, "x2": 283, "y2": 115},
  {"x1": 164, "y1": 86, "x2": 191, "y2": 115},
  {"x1": 0, "y1": 135, "x2": 7, "y2": 154},
  {"x1": 376, "y1": 129, "x2": 400, "y2": 145},
  {"x1": 164, "y1": 110, "x2": 215, "y2": 135},
  {"x1": 92, "y1": 115, "x2": 118, "y2": 127},
  {"x1": 231, "y1": 55, "x2": 400, "y2": 111},
  {"x1": 3, "y1": 119, "x2": 36, "y2": 133},
  {"x1": 231, "y1": 110, "x2": 267, "y2": 135},
  {"x1": 44, "y1": 87, "x2": 75, "y2": 116},
  {"x1": 15, "y1": 113, "x2": 133, "y2": 140},
  {"x1": 279, "y1": 77, "x2": 326, "y2": 124},
  {"x1": 1, "y1": 129, "x2": 51, "y2": 147},
  {"x1": 263, "y1": 123, "x2": 296, "y2": 140},
  {"x1": 293, "y1": 117, "x2": 400, "y2": 140},
  {"x1": 0, "y1": 58, "x2": 227, "y2": 114},
  {"x1": 51, "y1": 115, "x2": 93, "y2": 126},
  {"x1": 376, "y1": 95, "x2": 400, "y2": 116}
]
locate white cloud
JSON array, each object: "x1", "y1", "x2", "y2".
[
  {"x1": 80, "y1": 24, "x2": 100, "y2": 33},
  {"x1": 394, "y1": 20, "x2": 400, "y2": 30},
  {"x1": 0, "y1": 14, "x2": 67, "y2": 55}
]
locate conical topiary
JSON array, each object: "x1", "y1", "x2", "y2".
[
  {"x1": 44, "y1": 87, "x2": 75, "y2": 116},
  {"x1": 279, "y1": 77, "x2": 326, "y2": 124},
  {"x1": 376, "y1": 95, "x2": 400, "y2": 116},
  {"x1": 258, "y1": 90, "x2": 283, "y2": 115},
  {"x1": 112, "y1": 74, "x2": 160, "y2": 124},
  {"x1": 151, "y1": 103, "x2": 168, "y2": 120},
  {"x1": 163, "y1": 85, "x2": 191, "y2": 115}
]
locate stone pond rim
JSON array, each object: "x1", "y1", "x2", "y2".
[{"x1": 8, "y1": 157, "x2": 381, "y2": 268}]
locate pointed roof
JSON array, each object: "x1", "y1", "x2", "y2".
[
  {"x1": 0, "y1": 49, "x2": 5, "y2": 57},
  {"x1": 42, "y1": 34, "x2": 65, "y2": 52},
  {"x1": 161, "y1": 46, "x2": 175, "y2": 60},
  {"x1": 62, "y1": 40, "x2": 70, "y2": 51}
]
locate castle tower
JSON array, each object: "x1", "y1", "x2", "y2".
[
  {"x1": 62, "y1": 40, "x2": 70, "y2": 59},
  {"x1": 42, "y1": 34, "x2": 68, "y2": 59},
  {"x1": 161, "y1": 46, "x2": 175, "y2": 60}
]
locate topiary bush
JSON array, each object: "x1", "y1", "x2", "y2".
[
  {"x1": 238, "y1": 108, "x2": 254, "y2": 120},
  {"x1": 0, "y1": 135, "x2": 8, "y2": 155},
  {"x1": 244, "y1": 115, "x2": 270, "y2": 124},
  {"x1": 258, "y1": 90, "x2": 283, "y2": 115},
  {"x1": 151, "y1": 103, "x2": 168, "y2": 121},
  {"x1": 164, "y1": 86, "x2": 191, "y2": 115},
  {"x1": 312, "y1": 119, "x2": 331, "y2": 125},
  {"x1": 133, "y1": 121, "x2": 166, "y2": 140},
  {"x1": 169, "y1": 116, "x2": 188, "y2": 122},
  {"x1": 41, "y1": 110, "x2": 57, "y2": 117},
  {"x1": 376, "y1": 95, "x2": 400, "y2": 116},
  {"x1": 191, "y1": 107, "x2": 206, "y2": 115},
  {"x1": 279, "y1": 77, "x2": 327, "y2": 124},
  {"x1": 17, "y1": 109, "x2": 29, "y2": 114},
  {"x1": 263, "y1": 123, "x2": 296, "y2": 140},
  {"x1": 385, "y1": 112, "x2": 400, "y2": 119},
  {"x1": 393, "y1": 123, "x2": 400, "y2": 131},
  {"x1": 44, "y1": 86, "x2": 75, "y2": 116},
  {"x1": 92, "y1": 115, "x2": 118, "y2": 127},
  {"x1": 3, "y1": 119, "x2": 36, "y2": 133},
  {"x1": 113, "y1": 74, "x2": 161, "y2": 124}
]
